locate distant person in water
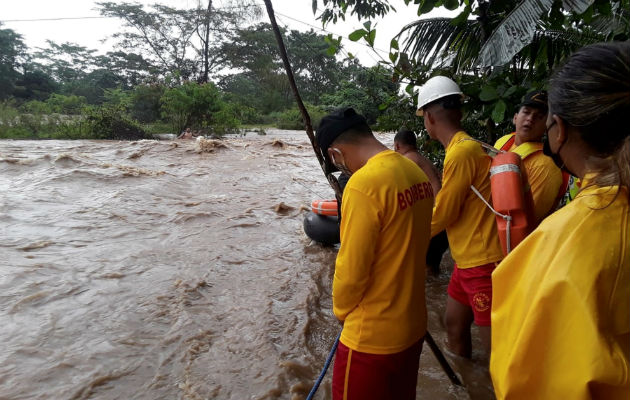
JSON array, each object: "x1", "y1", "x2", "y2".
[
  {"x1": 394, "y1": 129, "x2": 449, "y2": 275},
  {"x1": 316, "y1": 108, "x2": 434, "y2": 400},
  {"x1": 178, "y1": 128, "x2": 193, "y2": 139}
]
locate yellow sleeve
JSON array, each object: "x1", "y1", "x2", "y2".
[
  {"x1": 332, "y1": 187, "x2": 380, "y2": 321},
  {"x1": 526, "y1": 155, "x2": 562, "y2": 223},
  {"x1": 491, "y1": 211, "x2": 630, "y2": 399},
  {"x1": 431, "y1": 146, "x2": 475, "y2": 237}
]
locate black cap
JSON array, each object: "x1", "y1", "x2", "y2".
[
  {"x1": 316, "y1": 107, "x2": 367, "y2": 152},
  {"x1": 316, "y1": 108, "x2": 367, "y2": 173},
  {"x1": 520, "y1": 90, "x2": 548, "y2": 112}
]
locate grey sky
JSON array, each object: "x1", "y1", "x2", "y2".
[{"x1": 1, "y1": 0, "x2": 457, "y2": 67}]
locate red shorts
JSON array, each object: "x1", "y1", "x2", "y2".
[
  {"x1": 447, "y1": 262, "x2": 497, "y2": 326},
  {"x1": 332, "y1": 338, "x2": 423, "y2": 400}
]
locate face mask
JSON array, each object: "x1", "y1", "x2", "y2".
[
  {"x1": 330, "y1": 148, "x2": 353, "y2": 177},
  {"x1": 542, "y1": 121, "x2": 576, "y2": 176}
]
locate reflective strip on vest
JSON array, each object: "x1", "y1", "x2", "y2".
[{"x1": 490, "y1": 163, "x2": 521, "y2": 177}]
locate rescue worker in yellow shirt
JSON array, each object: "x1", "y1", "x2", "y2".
[
  {"x1": 416, "y1": 76, "x2": 504, "y2": 358},
  {"x1": 315, "y1": 108, "x2": 434, "y2": 400},
  {"x1": 494, "y1": 90, "x2": 565, "y2": 224},
  {"x1": 491, "y1": 41, "x2": 630, "y2": 399}
]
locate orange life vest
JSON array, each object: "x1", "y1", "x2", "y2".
[{"x1": 496, "y1": 133, "x2": 571, "y2": 215}]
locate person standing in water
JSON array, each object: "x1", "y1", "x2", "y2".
[
  {"x1": 491, "y1": 42, "x2": 630, "y2": 399},
  {"x1": 394, "y1": 129, "x2": 442, "y2": 195},
  {"x1": 316, "y1": 108, "x2": 434, "y2": 400},
  {"x1": 416, "y1": 76, "x2": 503, "y2": 358},
  {"x1": 394, "y1": 129, "x2": 449, "y2": 275}
]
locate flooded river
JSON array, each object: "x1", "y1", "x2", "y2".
[{"x1": 0, "y1": 130, "x2": 493, "y2": 399}]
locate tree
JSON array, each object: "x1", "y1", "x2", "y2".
[
  {"x1": 220, "y1": 23, "x2": 358, "y2": 111},
  {"x1": 31, "y1": 42, "x2": 95, "y2": 84},
  {"x1": 315, "y1": 0, "x2": 630, "y2": 141},
  {"x1": 321, "y1": 65, "x2": 399, "y2": 124},
  {"x1": 129, "y1": 84, "x2": 165, "y2": 123},
  {"x1": 97, "y1": 1, "x2": 260, "y2": 83},
  {"x1": 12, "y1": 70, "x2": 58, "y2": 102},
  {"x1": 160, "y1": 82, "x2": 224, "y2": 133},
  {"x1": 0, "y1": 26, "x2": 27, "y2": 99},
  {"x1": 220, "y1": 23, "x2": 297, "y2": 112},
  {"x1": 94, "y1": 51, "x2": 157, "y2": 87}
]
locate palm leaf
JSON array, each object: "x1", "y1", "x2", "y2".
[
  {"x1": 397, "y1": 18, "x2": 482, "y2": 73},
  {"x1": 478, "y1": 0, "x2": 595, "y2": 67}
]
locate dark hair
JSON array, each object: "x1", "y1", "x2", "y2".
[
  {"x1": 549, "y1": 41, "x2": 630, "y2": 190},
  {"x1": 438, "y1": 94, "x2": 462, "y2": 110},
  {"x1": 423, "y1": 94, "x2": 462, "y2": 112},
  {"x1": 394, "y1": 130, "x2": 417, "y2": 147},
  {"x1": 331, "y1": 123, "x2": 373, "y2": 146}
]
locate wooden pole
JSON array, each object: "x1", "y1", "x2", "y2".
[{"x1": 263, "y1": 0, "x2": 342, "y2": 201}]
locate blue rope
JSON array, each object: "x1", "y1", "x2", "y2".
[{"x1": 306, "y1": 332, "x2": 341, "y2": 400}]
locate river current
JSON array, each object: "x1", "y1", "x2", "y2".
[{"x1": 0, "y1": 130, "x2": 493, "y2": 399}]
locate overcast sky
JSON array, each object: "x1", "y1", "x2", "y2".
[{"x1": 1, "y1": 0, "x2": 457, "y2": 67}]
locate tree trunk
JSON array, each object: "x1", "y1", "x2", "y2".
[
  {"x1": 263, "y1": 0, "x2": 342, "y2": 200},
  {"x1": 202, "y1": 0, "x2": 212, "y2": 83}
]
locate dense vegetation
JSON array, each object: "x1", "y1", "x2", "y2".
[
  {"x1": 317, "y1": 0, "x2": 628, "y2": 154},
  {"x1": 1, "y1": 0, "x2": 628, "y2": 148},
  {"x1": 0, "y1": 2, "x2": 404, "y2": 140}
]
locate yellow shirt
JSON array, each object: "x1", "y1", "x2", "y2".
[
  {"x1": 432, "y1": 131, "x2": 503, "y2": 268},
  {"x1": 334, "y1": 150, "x2": 433, "y2": 354},
  {"x1": 491, "y1": 181, "x2": 630, "y2": 399},
  {"x1": 495, "y1": 133, "x2": 563, "y2": 223}
]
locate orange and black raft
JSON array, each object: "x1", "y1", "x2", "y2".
[
  {"x1": 489, "y1": 152, "x2": 536, "y2": 255},
  {"x1": 303, "y1": 199, "x2": 340, "y2": 245},
  {"x1": 311, "y1": 199, "x2": 338, "y2": 216}
]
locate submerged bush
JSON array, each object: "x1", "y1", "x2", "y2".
[
  {"x1": 275, "y1": 103, "x2": 327, "y2": 130},
  {"x1": 82, "y1": 105, "x2": 149, "y2": 140}
]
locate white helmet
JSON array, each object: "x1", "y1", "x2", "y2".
[{"x1": 416, "y1": 76, "x2": 463, "y2": 116}]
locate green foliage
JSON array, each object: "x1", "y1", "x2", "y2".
[
  {"x1": 44, "y1": 94, "x2": 88, "y2": 115},
  {"x1": 314, "y1": 0, "x2": 629, "y2": 153},
  {"x1": 320, "y1": 65, "x2": 398, "y2": 124},
  {"x1": 12, "y1": 70, "x2": 58, "y2": 102},
  {"x1": 96, "y1": 1, "x2": 260, "y2": 83},
  {"x1": 0, "y1": 100, "x2": 89, "y2": 139},
  {"x1": 160, "y1": 82, "x2": 224, "y2": 134},
  {"x1": 210, "y1": 102, "x2": 242, "y2": 135},
  {"x1": 375, "y1": 94, "x2": 422, "y2": 133},
  {"x1": 274, "y1": 104, "x2": 328, "y2": 130},
  {"x1": 129, "y1": 84, "x2": 165, "y2": 123},
  {"x1": 0, "y1": 26, "x2": 27, "y2": 99},
  {"x1": 82, "y1": 104, "x2": 149, "y2": 140}
]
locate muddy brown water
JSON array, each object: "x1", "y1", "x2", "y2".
[{"x1": 0, "y1": 130, "x2": 494, "y2": 399}]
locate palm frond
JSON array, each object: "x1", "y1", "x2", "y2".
[
  {"x1": 561, "y1": 0, "x2": 595, "y2": 14},
  {"x1": 397, "y1": 18, "x2": 482, "y2": 73},
  {"x1": 478, "y1": 0, "x2": 555, "y2": 67}
]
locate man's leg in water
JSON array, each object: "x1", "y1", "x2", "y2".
[
  {"x1": 479, "y1": 326, "x2": 491, "y2": 356},
  {"x1": 444, "y1": 295, "x2": 473, "y2": 358}
]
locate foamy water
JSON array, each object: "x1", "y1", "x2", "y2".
[{"x1": 0, "y1": 131, "x2": 492, "y2": 399}]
